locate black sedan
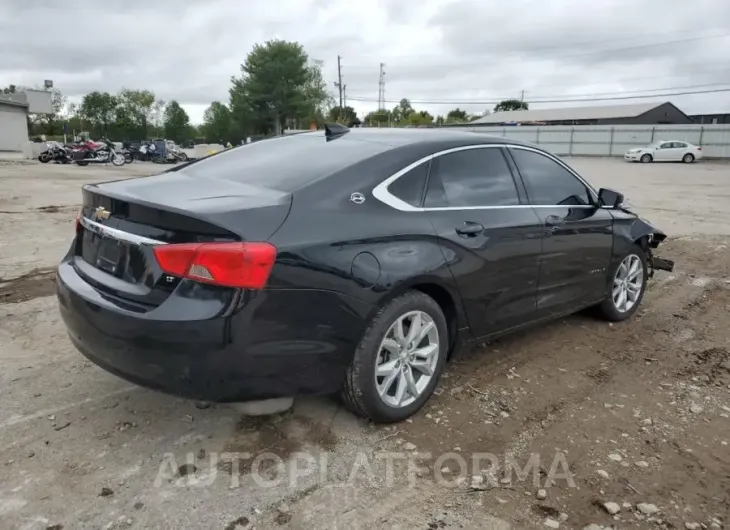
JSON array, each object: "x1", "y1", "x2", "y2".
[{"x1": 56, "y1": 126, "x2": 673, "y2": 423}]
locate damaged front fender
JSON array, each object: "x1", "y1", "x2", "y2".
[{"x1": 614, "y1": 214, "x2": 674, "y2": 275}]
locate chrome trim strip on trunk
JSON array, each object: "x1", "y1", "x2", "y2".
[{"x1": 79, "y1": 216, "x2": 167, "y2": 246}]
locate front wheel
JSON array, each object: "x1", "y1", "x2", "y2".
[
  {"x1": 111, "y1": 153, "x2": 125, "y2": 166},
  {"x1": 596, "y1": 245, "x2": 648, "y2": 322},
  {"x1": 640, "y1": 154, "x2": 653, "y2": 163},
  {"x1": 341, "y1": 291, "x2": 448, "y2": 423},
  {"x1": 178, "y1": 152, "x2": 188, "y2": 162},
  {"x1": 76, "y1": 161, "x2": 89, "y2": 166},
  {"x1": 39, "y1": 153, "x2": 50, "y2": 163},
  {"x1": 682, "y1": 153, "x2": 695, "y2": 163}
]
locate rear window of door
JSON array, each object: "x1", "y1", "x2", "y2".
[
  {"x1": 509, "y1": 148, "x2": 591, "y2": 206},
  {"x1": 423, "y1": 147, "x2": 520, "y2": 208}
]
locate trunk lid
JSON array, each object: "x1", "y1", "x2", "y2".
[{"x1": 74, "y1": 171, "x2": 292, "y2": 310}]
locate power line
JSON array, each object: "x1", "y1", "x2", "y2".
[
  {"x1": 354, "y1": 28, "x2": 730, "y2": 62},
  {"x1": 516, "y1": 65, "x2": 730, "y2": 93},
  {"x1": 537, "y1": 31, "x2": 730, "y2": 61},
  {"x1": 347, "y1": 82, "x2": 730, "y2": 105},
  {"x1": 346, "y1": 86, "x2": 730, "y2": 106},
  {"x1": 345, "y1": 66, "x2": 730, "y2": 104}
]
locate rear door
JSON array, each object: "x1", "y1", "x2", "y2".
[
  {"x1": 669, "y1": 141, "x2": 688, "y2": 160},
  {"x1": 423, "y1": 146, "x2": 544, "y2": 338},
  {"x1": 507, "y1": 147, "x2": 613, "y2": 316}
]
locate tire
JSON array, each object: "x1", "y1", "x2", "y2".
[
  {"x1": 640, "y1": 154, "x2": 653, "y2": 163},
  {"x1": 596, "y1": 244, "x2": 648, "y2": 322},
  {"x1": 682, "y1": 153, "x2": 695, "y2": 163},
  {"x1": 111, "y1": 153, "x2": 125, "y2": 166},
  {"x1": 124, "y1": 152, "x2": 134, "y2": 164},
  {"x1": 178, "y1": 152, "x2": 188, "y2": 162},
  {"x1": 39, "y1": 153, "x2": 50, "y2": 163},
  {"x1": 341, "y1": 291, "x2": 448, "y2": 423},
  {"x1": 76, "y1": 161, "x2": 89, "y2": 167}
]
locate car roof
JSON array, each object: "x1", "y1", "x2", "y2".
[{"x1": 295, "y1": 127, "x2": 522, "y2": 148}]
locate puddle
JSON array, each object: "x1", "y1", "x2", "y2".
[
  {"x1": 217, "y1": 411, "x2": 339, "y2": 476},
  {"x1": 0, "y1": 267, "x2": 56, "y2": 304}
]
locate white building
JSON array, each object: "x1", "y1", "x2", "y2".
[{"x1": 0, "y1": 89, "x2": 53, "y2": 156}]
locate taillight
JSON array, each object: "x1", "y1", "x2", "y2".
[{"x1": 153, "y1": 242, "x2": 277, "y2": 289}]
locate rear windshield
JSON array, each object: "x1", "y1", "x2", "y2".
[{"x1": 180, "y1": 134, "x2": 390, "y2": 191}]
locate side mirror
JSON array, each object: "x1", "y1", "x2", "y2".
[{"x1": 598, "y1": 188, "x2": 624, "y2": 209}]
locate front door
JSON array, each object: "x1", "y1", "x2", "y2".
[
  {"x1": 508, "y1": 147, "x2": 614, "y2": 316},
  {"x1": 653, "y1": 141, "x2": 674, "y2": 161},
  {"x1": 423, "y1": 146, "x2": 544, "y2": 338}
]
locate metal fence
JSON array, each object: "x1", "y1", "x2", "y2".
[{"x1": 446, "y1": 124, "x2": 730, "y2": 159}]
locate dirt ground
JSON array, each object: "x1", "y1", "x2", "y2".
[{"x1": 0, "y1": 158, "x2": 729, "y2": 530}]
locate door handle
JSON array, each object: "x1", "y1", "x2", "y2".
[{"x1": 455, "y1": 222, "x2": 484, "y2": 237}]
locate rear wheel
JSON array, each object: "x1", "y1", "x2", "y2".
[
  {"x1": 596, "y1": 245, "x2": 648, "y2": 322},
  {"x1": 124, "y1": 152, "x2": 134, "y2": 164},
  {"x1": 39, "y1": 153, "x2": 50, "y2": 163},
  {"x1": 640, "y1": 154, "x2": 653, "y2": 163},
  {"x1": 76, "y1": 161, "x2": 89, "y2": 166},
  {"x1": 682, "y1": 153, "x2": 695, "y2": 163},
  {"x1": 341, "y1": 291, "x2": 448, "y2": 423}
]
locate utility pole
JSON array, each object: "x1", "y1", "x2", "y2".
[
  {"x1": 343, "y1": 85, "x2": 347, "y2": 110},
  {"x1": 378, "y1": 63, "x2": 386, "y2": 110},
  {"x1": 520, "y1": 89, "x2": 525, "y2": 102},
  {"x1": 334, "y1": 55, "x2": 344, "y2": 112}
]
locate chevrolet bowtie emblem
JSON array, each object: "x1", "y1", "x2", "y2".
[{"x1": 94, "y1": 206, "x2": 110, "y2": 220}]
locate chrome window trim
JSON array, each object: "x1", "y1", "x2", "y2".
[
  {"x1": 80, "y1": 216, "x2": 167, "y2": 246},
  {"x1": 372, "y1": 143, "x2": 599, "y2": 212}
]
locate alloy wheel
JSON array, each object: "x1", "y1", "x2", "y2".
[
  {"x1": 612, "y1": 254, "x2": 643, "y2": 313},
  {"x1": 374, "y1": 310, "x2": 440, "y2": 408}
]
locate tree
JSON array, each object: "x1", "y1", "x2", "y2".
[
  {"x1": 201, "y1": 101, "x2": 232, "y2": 143},
  {"x1": 363, "y1": 109, "x2": 391, "y2": 127},
  {"x1": 229, "y1": 40, "x2": 331, "y2": 135},
  {"x1": 404, "y1": 110, "x2": 434, "y2": 127},
  {"x1": 327, "y1": 106, "x2": 358, "y2": 126},
  {"x1": 391, "y1": 98, "x2": 414, "y2": 123},
  {"x1": 446, "y1": 108, "x2": 468, "y2": 123},
  {"x1": 116, "y1": 88, "x2": 156, "y2": 139},
  {"x1": 163, "y1": 100, "x2": 191, "y2": 143},
  {"x1": 149, "y1": 99, "x2": 166, "y2": 137},
  {"x1": 79, "y1": 91, "x2": 119, "y2": 137},
  {"x1": 300, "y1": 60, "x2": 334, "y2": 129},
  {"x1": 494, "y1": 99, "x2": 528, "y2": 112}
]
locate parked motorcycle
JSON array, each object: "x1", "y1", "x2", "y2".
[
  {"x1": 72, "y1": 139, "x2": 125, "y2": 166},
  {"x1": 167, "y1": 144, "x2": 188, "y2": 163},
  {"x1": 39, "y1": 142, "x2": 73, "y2": 164},
  {"x1": 122, "y1": 148, "x2": 135, "y2": 164}
]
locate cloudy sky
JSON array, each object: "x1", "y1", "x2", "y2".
[{"x1": 1, "y1": 0, "x2": 729, "y2": 123}]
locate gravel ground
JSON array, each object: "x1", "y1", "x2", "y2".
[{"x1": 0, "y1": 158, "x2": 729, "y2": 530}]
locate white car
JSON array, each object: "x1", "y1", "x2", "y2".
[{"x1": 624, "y1": 140, "x2": 703, "y2": 163}]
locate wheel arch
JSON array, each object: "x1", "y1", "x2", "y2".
[{"x1": 369, "y1": 276, "x2": 468, "y2": 359}]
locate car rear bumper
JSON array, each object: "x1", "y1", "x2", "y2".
[{"x1": 57, "y1": 260, "x2": 373, "y2": 402}]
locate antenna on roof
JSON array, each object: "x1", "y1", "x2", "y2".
[{"x1": 323, "y1": 122, "x2": 350, "y2": 141}]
